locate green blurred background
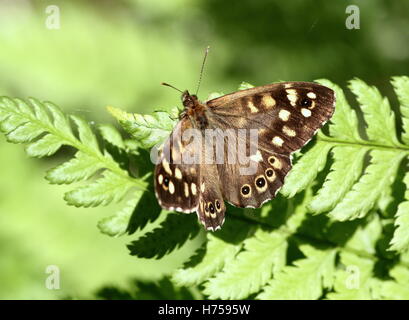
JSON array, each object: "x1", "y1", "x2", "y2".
[{"x1": 0, "y1": 0, "x2": 407, "y2": 299}]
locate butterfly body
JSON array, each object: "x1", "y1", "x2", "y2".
[{"x1": 155, "y1": 82, "x2": 335, "y2": 231}]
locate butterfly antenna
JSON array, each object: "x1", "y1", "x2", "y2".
[
  {"x1": 195, "y1": 46, "x2": 210, "y2": 95},
  {"x1": 161, "y1": 82, "x2": 183, "y2": 93}
]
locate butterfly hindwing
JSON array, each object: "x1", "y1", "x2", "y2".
[
  {"x1": 218, "y1": 149, "x2": 291, "y2": 208},
  {"x1": 154, "y1": 119, "x2": 200, "y2": 213},
  {"x1": 197, "y1": 164, "x2": 226, "y2": 231}
]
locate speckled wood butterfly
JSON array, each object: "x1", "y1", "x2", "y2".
[{"x1": 154, "y1": 52, "x2": 335, "y2": 231}]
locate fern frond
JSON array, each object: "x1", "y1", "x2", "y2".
[
  {"x1": 380, "y1": 265, "x2": 409, "y2": 299},
  {"x1": 257, "y1": 245, "x2": 337, "y2": 300},
  {"x1": 327, "y1": 216, "x2": 382, "y2": 299},
  {"x1": 282, "y1": 78, "x2": 409, "y2": 226},
  {"x1": 127, "y1": 213, "x2": 200, "y2": 259},
  {"x1": 316, "y1": 79, "x2": 362, "y2": 142},
  {"x1": 349, "y1": 78, "x2": 400, "y2": 146},
  {"x1": 389, "y1": 171, "x2": 409, "y2": 252},
  {"x1": 190, "y1": 189, "x2": 312, "y2": 299},
  {"x1": 280, "y1": 142, "x2": 332, "y2": 197},
  {"x1": 327, "y1": 251, "x2": 381, "y2": 299},
  {"x1": 64, "y1": 170, "x2": 135, "y2": 207},
  {"x1": 203, "y1": 229, "x2": 287, "y2": 299},
  {"x1": 107, "y1": 106, "x2": 176, "y2": 148},
  {"x1": 172, "y1": 234, "x2": 241, "y2": 287},
  {"x1": 392, "y1": 76, "x2": 409, "y2": 144},
  {"x1": 308, "y1": 146, "x2": 367, "y2": 213},
  {"x1": 98, "y1": 192, "x2": 141, "y2": 237},
  {"x1": 0, "y1": 97, "x2": 147, "y2": 210},
  {"x1": 329, "y1": 150, "x2": 405, "y2": 220}
]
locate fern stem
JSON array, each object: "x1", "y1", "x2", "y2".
[{"x1": 318, "y1": 136, "x2": 409, "y2": 153}]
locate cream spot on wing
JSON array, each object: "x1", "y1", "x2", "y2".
[
  {"x1": 177, "y1": 140, "x2": 185, "y2": 153},
  {"x1": 158, "y1": 174, "x2": 163, "y2": 185},
  {"x1": 162, "y1": 159, "x2": 172, "y2": 176},
  {"x1": 286, "y1": 89, "x2": 298, "y2": 107},
  {"x1": 262, "y1": 95, "x2": 276, "y2": 108},
  {"x1": 184, "y1": 182, "x2": 189, "y2": 197},
  {"x1": 282, "y1": 126, "x2": 296, "y2": 137},
  {"x1": 250, "y1": 150, "x2": 263, "y2": 162},
  {"x1": 301, "y1": 108, "x2": 312, "y2": 117},
  {"x1": 284, "y1": 83, "x2": 292, "y2": 89},
  {"x1": 174, "y1": 168, "x2": 182, "y2": 180},
  {"x1": 278, "y1": 109, "x2": 291, "y2": 121},
  {"x1": 191, "y1": 183, "x2": 197, "y2": 195},
  {"x1": 168, "y1": 181, "x2": 175, "y2": 194},
  {"x1": 190, "y1": 167, "x2": 196, "y2": 175},
  {"x1": 268, "y1": 156, "x2": 282, "y2": 169},
  {"x1": 307, "y1": 92, "x2": 317, "y2": 99},
  {"x1": 201, "y1": 182, "x2": 205, "y2": 193},
  {"x1": 247, "y1": 100, "x2": 258, "y2": 113},
  {"x1": 272, "y1": 136, "x2": 284, "y2": 146},
  {"x1": 259, "y1": 128, "x2": 267, "y2": 135},
  {"x1": 310, "y1": 100, "x2": 316, "y2": 109}
]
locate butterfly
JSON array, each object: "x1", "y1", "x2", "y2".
[{"x1": 154, "y1": 53, "x2": 335, "y2": 231}]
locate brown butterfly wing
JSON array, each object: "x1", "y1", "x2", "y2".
[
  {"x1": 197, "y1": 163, "x2": 226, "y2": 231},
  {"x1": 154, "y1": 119, "x2": 226, "y2": 230},
  {"x1": 206, "y1": 81, "x2": 335, "y2": 208},
  {"x1": 154, "y1": 119, "x2": 200, "y2": 213}
]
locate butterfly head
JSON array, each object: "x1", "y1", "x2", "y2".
[{"x1": 182, "y1": 91, "x2": 199, "y2": 109}]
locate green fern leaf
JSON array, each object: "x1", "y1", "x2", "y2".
[
  {"x1": 108, "y1": 106, "x2": 176, "y2": 148},
  {"x1": 0, "y1": 97, "x2": 147, "y2": 211},
  {"x1": 392, "y1": 76, "x2": 409, "y2": 144},
  {"x1": 6, "y1": 121, "x2": 44, "y2": 143},
  {"x1": 46, "y1": 152, "x2": 104, "y2": 184},
  {"x1": 327, "y1": 216, "x2": 382, "y2": 299},
  {"x1": 99, "y1": 123, "x2": 125, "y2": 149},
  {"x1": 257, "y1": 245, "x2": 336, "y2": 300},
  {"x1": 97, "y1": 192, "x2": 141, "y2": 237},
  {"x1": 390, "y1": 171, "x2": 409, "y2": 252},
  {"x1": 71, "y1": 115, "x2": 101, "y2": 154},
  {"x1": 64, "y1": 171, "x2": 135, "y2": 207},
  {"x1": 127, "y1": 213, "x2": 200, "y2": 259},
  {"x1": 203, "y1": 229, "x2": 287, "y2": 299},
  {"x1": 172, "y1": 234, "x2": 241, "y2": 287},
  {"x1": 380, "y1": 265, "x2": 409, "y2": 299},
  {"x1": 328, "y1": 251, "x2": 381, "y2": 300},
  {"x1": 316, "y1": 79, "x2": 362, "y2": 142},
  {"x1": 44, "y1": 101, "x2": 74, "y2": 137},
  {"x1": 349, "y1": 78, "x2": 400, "y2": 146},
  {"x1": 280, "y1": 142, "x2": 332, "y2": 197},
  {"x1": 30, "y1": 98, "x2": 53, "y2": 126},
  {"x1": 308, "y1": 146, "x2": 367, "y2": 213},
  {"x1": 25, "y1": 134, "x2": 63, "y2": 157},
  {"x1": 329, "y1": 150, "x2": 405, "y2": 220},
  {"x1": 126, "y1": 183, "x2": 162, "y2": 234}
]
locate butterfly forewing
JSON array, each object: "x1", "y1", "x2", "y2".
[{"x1": 208, "y1": 82, "x2": 335, "y2": 154}]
